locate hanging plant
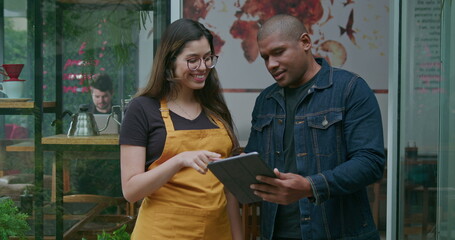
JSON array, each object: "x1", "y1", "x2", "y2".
[{"x1": 59, "y1": 2, "x2": 153, "y2": 68}]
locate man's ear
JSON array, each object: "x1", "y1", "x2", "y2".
[{"x1": 299, "y1": 33, "x2": 312, "y2": 51}]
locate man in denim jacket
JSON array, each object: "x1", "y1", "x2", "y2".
[{"x1": 245, "y1": 14, "x2": 385, "y2": 240}]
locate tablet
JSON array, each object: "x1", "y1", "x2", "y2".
[{"x1": 207, "y1": 152, "x2": 276, "y2": 204}]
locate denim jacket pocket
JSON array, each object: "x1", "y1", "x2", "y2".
[
  {"x1": 252, "y1": 116, "x2": 273, "y2": 132},
  {"x1": 307, "y1": 110, "x2": 343, "y2": 158},
  {"x1": 307, "y1": 110, "x2": 342, "y2": 130},
  {"x1": 252, "y1": 116, "x2": 274, "y2": 159}
]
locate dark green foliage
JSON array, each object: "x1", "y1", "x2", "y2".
[
  {"x1": 0, "y1": 198, "x2": 30, "y2": 240},
  {"x1": 3, "y1": 19, "x2": 27, "y2": 65},
  {"x1": 82, "y1": 224, "x2": 130, "y2": 240}
]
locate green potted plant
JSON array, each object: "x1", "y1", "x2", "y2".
[
  {"x1": 0, "y1": 197, "x2": 30, "y2": 240},
  {"x1": 82, "y1": 224, "x2": 130, "y2": 240}
]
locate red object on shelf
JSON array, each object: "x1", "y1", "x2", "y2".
[
  {"x1": 0, "y1": 64, "x2": 24, "y2": 81},
  {"x1": 4, "y1": 124, "x2": 28, "y2": 139}
]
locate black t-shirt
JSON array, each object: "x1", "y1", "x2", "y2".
[
  {"x1": 119, "y1": 96, "x2": 218, "y2": 169},
  {"x1": 274, "y1": 76, "x2": 316, "y2": 239}
]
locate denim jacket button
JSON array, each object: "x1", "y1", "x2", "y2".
[
  {"x1": 322, "y1": 117, "x2": 328, "y2": 127},
  {"x1": 275, "y1": 151, "x2": 280, "y2": 155},
  {"x1": 278, "y1": 119, "x2": 283, "y2": 124}
]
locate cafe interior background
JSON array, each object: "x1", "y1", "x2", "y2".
[{"x1": 0, "y1": 0, "x2": 453, "y2": 239}]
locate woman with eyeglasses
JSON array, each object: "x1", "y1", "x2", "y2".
[{"x1": 119, "y1": 18, "x2": 243, "y2": 239}]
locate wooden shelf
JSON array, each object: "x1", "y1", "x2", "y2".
[
  {"x1": 9, "y1": 237, "x2": 57, "y2": 240},
  {"x1": 0, "y1": 101, "x2": 56, "y2": 109},
  {"x1": 42, "y1": 134, "x2": 119, "y2": 145},
  {"x1": 43, "y1": 102, "x2": 56, "y2": 108},
  {"x1": 0, "y1": 101, "x2": 34, "y2": 108},
  {"x1": 5, "y1": 141, "x2": 35, "y2": 152},
  {"x1": 6, "y1": 135, "x2": 120, "y2": 150}
]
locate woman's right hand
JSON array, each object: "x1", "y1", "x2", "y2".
[{"x1": 174, "y1": 150, "x2": 221, "y2": 174}]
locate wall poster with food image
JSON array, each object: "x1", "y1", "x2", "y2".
[{"x1": 182, "y1": 0, "x2": 389, "y2": 91}]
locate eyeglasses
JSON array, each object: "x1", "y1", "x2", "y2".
[{"x1": 186, "y1": 55, "x2": 218, "y2": 71}]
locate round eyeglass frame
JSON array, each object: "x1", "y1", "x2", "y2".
[{"x1": 186, "y1": 55, "x2": 219, "y2": 71}]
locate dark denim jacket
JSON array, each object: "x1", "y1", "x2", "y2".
[{"x1": 244, "y1": 58, "x2": 385, "y2": 240}]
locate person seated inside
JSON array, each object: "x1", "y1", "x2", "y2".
[{"x1": 88, "y1": 74, "x2": 113, "y2": 114}]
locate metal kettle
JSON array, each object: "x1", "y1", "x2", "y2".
[{"x1": 65, "y1": 104, "x2": 100, "y2": 136}]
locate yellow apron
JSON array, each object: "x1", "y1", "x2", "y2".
[{"x1": 131, "y1": 99, "x2": 233, "y2": 240}]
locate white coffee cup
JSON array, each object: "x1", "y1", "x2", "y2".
[{"x1": 0, "y1": 80, "x2": 25, "y2": 98}]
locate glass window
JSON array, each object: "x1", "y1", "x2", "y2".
[
  {"x1": 398, "y1": 1, "x2": 454, "y2": 239},
  {"x1": 437, "y1": 1, "x2": 455, "y2": 239},
  {"x1": 1, "y1": 1, "x2": 169, "y2": 239}
]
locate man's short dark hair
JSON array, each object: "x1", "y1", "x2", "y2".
[
  {"x1": 258, "y1": 14, "x2": 307, "y2": 42},
  {"x1": 90, "y1": 74, "x2": 113, "y2": 93}
]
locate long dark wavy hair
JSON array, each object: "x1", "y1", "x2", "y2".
[{"x1": 137, "y1": 18, "x2": 239, "y2": 154}]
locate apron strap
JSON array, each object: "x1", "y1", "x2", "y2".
[
  {"x1": 209, "y1": 115, "x2": 226, "y2": 130},
  {"x1": 160, "y1": 99, "x2": 175, "y2": 132}
]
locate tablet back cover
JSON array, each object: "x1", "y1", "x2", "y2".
[{"x1": 208, "y1": 152, "x2": 275, "y2": 204}]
